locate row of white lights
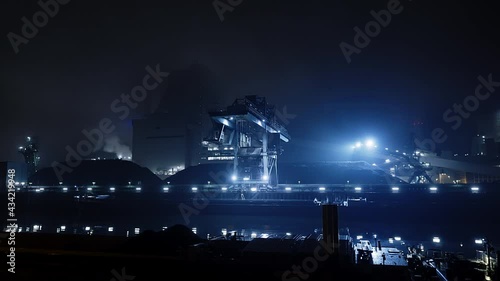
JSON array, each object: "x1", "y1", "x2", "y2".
[
  {"x1": 32, "y1": 185, "x2": 481, "y2": 193},
  {"x1": 356, "y1": 234, "x2": 486, "y2": 245},
  {"x1": 10, "y1": 225, "x2": 488, "y2": 247}
]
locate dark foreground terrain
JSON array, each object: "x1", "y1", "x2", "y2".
[{"x1": 1, "y1": 227, "x2": 412, "y2": 281}]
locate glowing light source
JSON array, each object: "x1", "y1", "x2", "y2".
[
  {"x1": 475, "y1": 239, "x2": 484, "y2": 244},
  {"x1": 243, "y1": 177, "x2": 250, "y2": 181},
  {"x1": 355, "y1": 142, "x2": 362, "y2": 148},
  {"x1": 250, "y1": 187, "x2": 258, "y2": 192},
  {"x1": 108, "y1": 227, "x2": 114, "y2": 232},
  {"x1": 221, "y1": 187, "x2": 228, "y2": 191},
  {"x1": 319, "y1": 187, "x2": 326, "y2": 191},
  {"x1": 430, "y1": 187, "x2": 438, "y2": 191},
  {"x1": 285, "y1": 187, "x2": 292, "y2": 191},
  {"x1": 365, "y1": 139, "x2": 375, "y2": 148},
  {"x1": 191, "y1": 187, "x2": 198, "y2": 191},
  {"x1": 432, "y1": 237, "x2": 441, "y2": 243},
  {"x1": 231, "y1": 175, "x2": 237, "y2": 181},
  {"x1": 163, "y1": 187, "x2": 169, "y2": 192},
  {"x1": 134, "y1": 228, "x2": 140, "y2": 235},
  {"x1": 286, "y1": 232, "x2": 292, "y2": 236},
  {"x1": 394, "y1": 236, "x2": 401, "y2": 241},
  {"x1": 135, "y1": 187, "x2": 141, "y2": 191},
  {"x1": 262, "y1": 175, "x2": 268, "y2": 181},
  {"x1": 110, "y1": 187, "x2": 115, "y2": 191},
  {"x1": 62, "y1": 187, "x2": 68, "y2": 191},
  {"x1": 356, "y1": 235, "x2": 363, "y2": 240},
  {"x1": 87, "y1": 187, "x2": 92, "y2": 191},
  {"x1": 85, "y1": 226, "x2": 91, "y2": 231},
  {"x1": 385, "y1": 159, "x2": 391, "y2": 163},
  {"x1": 251, "y1": 232, "x2": 257, "y2": 238},
  {"x1": 354, "y1": 187, "x2": 362, "y2": 191},
  {"x1": 60, "y1": 226, "x2": 66, "y2": 231},
  {"x1": 391, "y1": 187, "x2": 399, "y2": 191},
  {"x1": 471, "y1": 186, "x2": 479, "y2": 191}
]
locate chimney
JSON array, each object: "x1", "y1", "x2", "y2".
[{"x1": 322, "y1": 204, "x2": 339, "y2": 257}]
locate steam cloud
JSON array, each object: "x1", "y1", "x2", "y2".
[{"x1": 103, "y1": 136, "x2": 132, "y2": 159}]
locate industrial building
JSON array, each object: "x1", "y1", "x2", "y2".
[
  {"x1": 201, "y1": 95, "x2": 291, "y2": 187},
  {"x1": 131, "y1": 64, "x2": 222, "y2": 179}
]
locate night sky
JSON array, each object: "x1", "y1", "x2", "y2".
[{"x1": 1, "y1": 0, "x2": 499, "y2": 167}]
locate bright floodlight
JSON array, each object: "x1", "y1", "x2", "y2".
[
  {"x1": 394, "y1": 236, "x2": 402, "y2": 241},
  {"x1": 385, "y1": 159, "x2": 391, "y2": 163},
  {"x1": 432, "y1": 237, "x2": 441, "y2": 243},
  {"x1": 231, "y1": 174, "x2": 237, "y2": 181},
  {"x1": 262, "y1": 175, "x2": 269, "y2": 181},
  {"x1": 391, "y1": 187, "x2": 399, "y2": 191},
  {"x1": 221, "y1": 187, "x2": 228, "y2": 191},
  {"x1": 355, "y1": 187, "x2": 362, "y2": 191},
  {"x1": 475, "y1": 239, "x2": 484, "y2": 244},
  {"x1": 191, "y1": 187, "x2": 198, "y2": 191},
  {"x1": 285, "y1": 187, "x2": 292, "y2": 191},
  {"x1": 471, "y1": 187, "x2": 479, "y2": 191},
  {"x1": 365, "y1": 139, "x2": 375, "y2": 148},
  {"x1": 250, "y1": 187, "x2": 258, "y2": 192},
  {"x1": 319, "y1": 187, "x2": 326, "y2": 191},
  {"x1": 430, "y1": 187, "x2": 438, "y2": 191}
]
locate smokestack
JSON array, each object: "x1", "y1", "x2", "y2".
[{"x1": 322, "y1": 204, "x2": 339, "y2": 257}]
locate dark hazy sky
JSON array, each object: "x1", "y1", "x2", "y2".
[{"x1": 1, "y1": 0, "x2": 499, "y2": 167}]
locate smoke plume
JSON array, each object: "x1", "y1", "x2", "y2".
[{"x1": 103, "y1": 135, "x2": 132, "y2": 159}]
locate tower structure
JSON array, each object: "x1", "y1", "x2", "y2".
[
  {"x1": 18, "y1": 136, "x2": 40, "y2": 179},
  {"x1": 203, "y1": 95, "x2": 291, "y2": 188}
]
